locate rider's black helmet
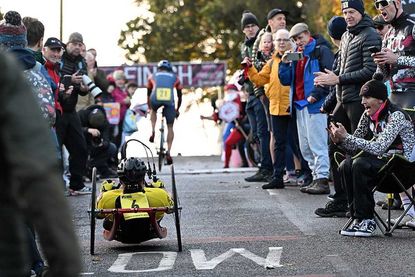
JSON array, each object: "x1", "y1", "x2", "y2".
[
  {"x1": 157, "y1": 60, "x2": 172, "y2": 71},
  {"x1": 117, "y1": 157, "x2": 147, "y2": 189}
]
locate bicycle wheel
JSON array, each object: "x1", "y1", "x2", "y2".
[
  {"x1": 170, "y1": 165, "x2": 182, "y2": 252},
  {"x1": 158, "y1": 126, "x2": 165, "y2": 172},
  {"x1": 90, "y1": 167, "x2": 97, "y2": 255}
]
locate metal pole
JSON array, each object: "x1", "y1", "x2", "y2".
[{"x1": 60, "y1": 0, "x2": 63, "y2": 41}]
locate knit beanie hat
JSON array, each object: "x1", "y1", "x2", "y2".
[
  {"x1": 341, "y1": 0, "x2": 365, "y2": 16},
  {"x1": 359, "y1": 73, "x2": 388, "y2": 101},
  {"x1": 88, "y1": 108, "x2": 106, "y2": 129},
  {"x1": 68, "y1": 32, "x2": 83, "y2": 44},
  {"x1": 241, "y1": 11, "x2": 259, "y2": 30},
  {"x1": 0, "y1": 11, "x2": 27, "y2": 50},
  {"x1": 327, "y1": 16, "x2": 347, "y2": 40}
]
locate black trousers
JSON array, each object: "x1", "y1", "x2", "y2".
[
  {"x1": 331, "y1": 101, "x2": 364, "y2": 203},
  {"x1": 56, "y1": 111, "x2": 88, "y2": 190},
  {"x1": 339, "y1": 155, "x2": 387, "y2": 220}
]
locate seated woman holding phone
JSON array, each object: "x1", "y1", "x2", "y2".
[{"x1": 329, "y1": 73, "x2": 415, "y2": 237}]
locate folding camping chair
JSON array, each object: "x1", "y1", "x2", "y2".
[{"x1": 340, "y1": 108, "x2": 415, "y2": 236}]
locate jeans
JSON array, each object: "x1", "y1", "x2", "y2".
[
  {"x1": 296, "y1": 107, "x2": 329, "y2": 179},
  {"x1": 246, "y1": 96, "x2": 272, "y2": 171}
]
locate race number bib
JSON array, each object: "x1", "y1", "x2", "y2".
[
  {"x1": 156, "y1": 88, "x2": 172, "y2": 101},
  {"x1": 120, "y1": 192, "x2": 150, "y2": 220}
]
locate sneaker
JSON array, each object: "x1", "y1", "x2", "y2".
[
  {"x1": 245, "y1": 169, "x2": 271, "y2": 182},
  {"x1": 387, "y1": 214, "x2": 414, "y2": 227},
  {"x1": 262, "y1": 178, "x2": 284, "y2": 189},
  {"x1": 315, "y1": 200, "x2": 348, "y2": 217},
  {"x1": 355, "y1": 219, "x2": 376, "y2": 237},
  {"x1": 69, "y1": 186, "x2": 92, "y2": 196},
  {"x1": 340, "y1": 219, "x2": 361, "y2": 236},
  {"x1": 283, "y1": 171, "x2": 297, "y2": 183},
  {"x1": 298, "y1": 174, "x2": 313, "y2": 189},
  {"x1": 405, "y1": 217, "x2": 415, "y2": 228},
  {"x1": 327, "y1": 194, "x2": 335, "y2": 201},
  {"x1": 306, "y1": 178, "x2": 330, "y2": 195},
  {"x1": 299, "y1": 179, "x2": 314, "y2": 193},
  {"x1": 149, "y1": 132, "x2": 155, "y2": 143},
  {"x1": 165, "y1": 153, "x2": 173, "y2": 165}
]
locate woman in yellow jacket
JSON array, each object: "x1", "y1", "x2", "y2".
[{"x1": 243, "y1": 29, "x2": 310, "y2": 189}]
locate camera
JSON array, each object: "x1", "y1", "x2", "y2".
[
  {"x1": 82, "y1": 75, "x2": 102, "y2": 98},
  {"x1": 237, "y1": 70, "x2": 246, "y2": 86},
  {"x1": 61, "y1": 75, "x2": 72, "y2": 89},
  {"x1": 286, "y1": 52, "x2": 304, "y2": 61},
  {"x1": 91, "y1": 135, "x2": 103, "y2": 147}
]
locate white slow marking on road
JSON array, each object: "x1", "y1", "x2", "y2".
[
  {"x1": 80, "y1": 273, "x2": 94, "y2": 275},
  {"x1": 326, "y1": 254, "x2": 358, "y2": 276},
  {"x1": 267, "y1": 189, "x2": 316, "y2": 236},
  {"x1": 108, "y1": 251, "x2": 177, "y2": 273},
  {"x1": 190, "y1": 247, "x2": 283, "y2": 270}
]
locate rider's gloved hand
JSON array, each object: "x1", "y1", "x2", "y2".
[{"x1": 175, "y1": 110, "x2": 180, "y2": 118}]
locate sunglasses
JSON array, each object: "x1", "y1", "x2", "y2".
[{"x1": 374, "y1": 0, "x2": 391, "y2": 9}]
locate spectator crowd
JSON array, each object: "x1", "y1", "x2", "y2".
[{"x1": 1, "y1": 0, "x2": 415, "y2": 275}]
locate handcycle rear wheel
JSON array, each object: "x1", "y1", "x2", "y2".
[
  {"x1": 90, "y1": 167, "x2": 97, "y2": 255},
  {"x1": 170, "y1": 164, "x2": 182, "y2": 252}
]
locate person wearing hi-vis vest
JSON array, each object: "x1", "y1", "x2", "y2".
[{"x1": 147, "y1": 60, "x2": 183, "y2": 165}]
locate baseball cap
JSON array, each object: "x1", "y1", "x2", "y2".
[
  {"x1": 44, "y1": 37, "x2": 64, "y2": 49},
  {"x1": 267, "y1": 8, "x2": 289, "y2": 20}
]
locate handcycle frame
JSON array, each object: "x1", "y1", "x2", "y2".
[{"x1": 88, "y1": 139, "x2": 182, "y2": 255}]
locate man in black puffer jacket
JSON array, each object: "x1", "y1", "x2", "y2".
[{"x1": 314, "y1": 0, "x2": 382, "y2": 217}]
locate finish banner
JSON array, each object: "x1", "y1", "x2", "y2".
[{"x1": 101, "y1": 62, "x2": 226, "y2": 88}]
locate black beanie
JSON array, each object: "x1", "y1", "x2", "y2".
[
  {"x1": 88, "y1": 108, "x2": 106, "y2": 129},
  {"x1": 341, "y1": 0, "x2": 365, "y2": 16},
  {"x1": 359, "y1": 73, "x2": 388, "y2": 101},
  {"x1": 327, "y1": 16, "x2": 347, "y2": 40},
  {"x1": 241, "y1": 11, "x2": 259, "y2": 30}
]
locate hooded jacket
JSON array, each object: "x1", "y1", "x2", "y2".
[{"x1": 336, "y1": 15, "x2": 382, "y2": 104}]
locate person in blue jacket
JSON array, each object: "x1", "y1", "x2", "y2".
[{"x1": 279, "y1": 22, "x2": 334, "y2": 194}]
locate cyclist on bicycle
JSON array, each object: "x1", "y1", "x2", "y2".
[{"x1": 147, "y1": 60, "x2": 183, "y2": 164}]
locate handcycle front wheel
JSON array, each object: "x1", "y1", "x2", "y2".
[
  {"x1": 170, "y1": 164, "x2": 182, "y2": 252},
  {"x1": 90, "y1": 167, "x2": 97, "y2": 255}
]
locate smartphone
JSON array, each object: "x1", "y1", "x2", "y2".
[
  {"x1": 328, "y1": 114, "x2": 339, "y2": 127},
  {"x1": 286, "y1": 52, "x2": 304, "y2": 61},
  {"x1": 61, "y1": 75, "x2": 72, "y2": 89},
  {"x1": 368, "y1": 46, "x2": 381, "y2": 54}
]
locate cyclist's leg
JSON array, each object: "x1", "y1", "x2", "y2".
[
  {"x1": 149, "y1": 101, "x2": 161, "y2": 142},
  {"x1": 164, "y1": 105, "x2": 176, "y2": 154}
]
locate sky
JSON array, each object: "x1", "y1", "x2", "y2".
[{"x1": 1, "y1": 0, "x2": 144, "y2": 66}]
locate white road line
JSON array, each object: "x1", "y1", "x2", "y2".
[
  {"x1": 267, "y1": 189, "x2": 316, "y2": 236},
  {"x1": 326, "y1": 254, "x2": 358, "y2": 276}
]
